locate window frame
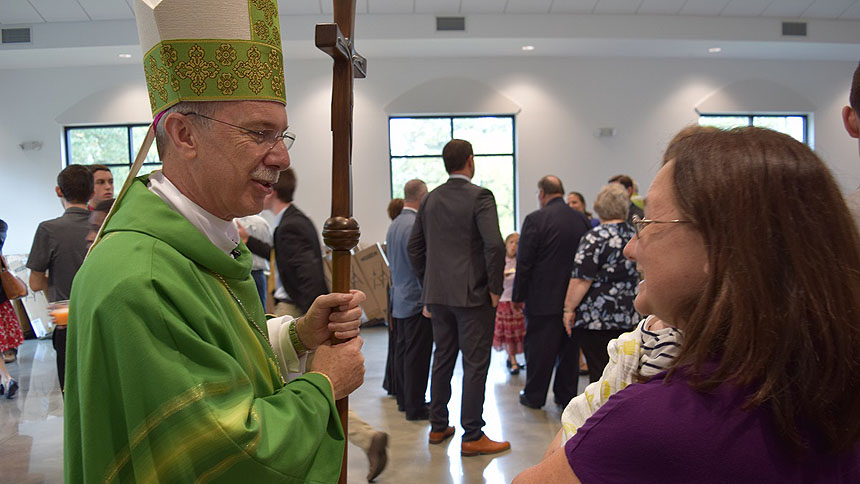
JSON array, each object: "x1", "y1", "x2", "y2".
[
  {"x1": 63, "y1": 123, "x2": 161, "y2": 171},
  {"x1": 698, "y1": 113, "x2": 809, "y2": 145},
  {"x1": 387, "y1": 114, "x2": 518, "y2": 231}
]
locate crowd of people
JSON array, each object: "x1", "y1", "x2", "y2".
[{"x1": 4, "y1": 0, "x2": 859, "y2": 480}]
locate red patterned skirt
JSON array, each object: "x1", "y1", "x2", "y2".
[
  {"x1": 493, "y1": 301, "x2": 525, "y2": 355},
  {"x1": 0, "y1": 300, "x2": 24, "y2": 352}
]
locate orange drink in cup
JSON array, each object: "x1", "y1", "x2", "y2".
[{"x1": 48, "y1": 301, "x2": 70, "y2": 327}]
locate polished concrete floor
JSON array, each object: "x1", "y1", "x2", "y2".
[{"x1": 1, "y1": 325, "x2": 589, "y2": 484}]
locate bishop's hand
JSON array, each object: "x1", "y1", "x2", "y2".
[{"x1": 297, "y1": 290, "x2": 365, "y2": 349}]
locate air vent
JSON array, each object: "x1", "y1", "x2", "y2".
[
  {"x1": 782, "y1": 21, "x2": 807, "y2": 37},
  {"x1": 436, "y1": 17, "x2": 465, "y2": 32},
  {"x1": 2, "y1": 27, "x2": 31, "y2": 44}
]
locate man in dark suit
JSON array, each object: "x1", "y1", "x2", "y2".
[
  {"x1": 513, "y1": 175, "x2": 591, "y2": 409},
  {"x1": 408, "y1": 139, "x2": 509, "y2": 456},
  {"x1": 264, "y1": 168, "x2": 328, "y2": 316}
]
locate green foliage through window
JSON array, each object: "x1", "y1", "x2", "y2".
[
  {"x1": 389, "y1": 116, "x2": 517, "y2": 236},
  {"x1": 698, "y1": 114, "x2": 808, "y2": 144},
  {"x1": 65, "y1": 124, "x2": 161, "y2": 187}
]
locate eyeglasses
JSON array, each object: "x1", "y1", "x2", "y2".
[
  {"x1": 631, "y1": 214, "x2": 692, "y2": 238},
  {"x1": 183, "y1": 112, "x2": 295, "y2": 151}
]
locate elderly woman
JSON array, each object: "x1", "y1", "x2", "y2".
[
  {"x1": 562, "y1": 183, "x2": 639, "y2": 382},
  {"x1": 514, "y1": 127, "x2": 860, "y2": 483}
]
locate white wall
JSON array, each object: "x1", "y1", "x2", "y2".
[{"x1": 1, "y1": 56, "x2": 857, "y2": 255}]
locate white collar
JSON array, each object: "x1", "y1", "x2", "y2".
[
  {"x1": 448, "y1": 174, "x2": 471, "y2": 182},
  {"x1": 402, "y1": 206, "x2": 418, "y2": 213},
  {"x1": 147, "y1": 171, "x2": 240, "y2": 255}
]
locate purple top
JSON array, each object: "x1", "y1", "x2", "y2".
[{"x1": 565, "y1": 369, "x2": 860, "y2": 484}]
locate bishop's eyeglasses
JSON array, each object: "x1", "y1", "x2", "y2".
[
  {"x1": 630, "y1": 214, "x2": 692, "y2": 238},
  {"x1": 183, "y1": 112, "x2": 296, "y2": 152}
]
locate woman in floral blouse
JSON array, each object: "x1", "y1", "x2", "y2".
[{"x1": 563, "y1": 183, "x2": 639, "y2": 382}]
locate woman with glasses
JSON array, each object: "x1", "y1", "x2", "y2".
[
  {"x1": 515, "y1": 126, "x2": 860, "y2": 484},
  {"x1": 561, "y1": 183, "x2": 640, "y2": 384}
]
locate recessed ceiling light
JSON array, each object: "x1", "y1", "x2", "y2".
[
  {"x1": 118, "y1": 53, "x2": 132, "y2": 59},
  {"x1": 708, "y1": 47, "x2": 722, "y2": 54},
  {"x1": 522, "y1": 45, "x2": 535, "y2": 51}
]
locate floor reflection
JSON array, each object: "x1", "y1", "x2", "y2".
[
  {"x1": 0, "y1": 338, "x2": 64, "y2": 484},
  {"x1": 1, "y1": 326, "x2": 585, "y2": 484}
]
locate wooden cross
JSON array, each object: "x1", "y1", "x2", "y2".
[{"x1": 316, "y1": 2, "x2": 365, "y2": 483}]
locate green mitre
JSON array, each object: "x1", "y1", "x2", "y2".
[{"x1": 134, "y1": 0, "x2": 286, "y2": 116}]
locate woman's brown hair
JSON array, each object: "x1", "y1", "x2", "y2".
[
  {"x1": 387, "y1": 198, "x2": 404, "y2": 220},
  {"x1": 665, "y1": 126, "x2": 860, "y2": 453}
]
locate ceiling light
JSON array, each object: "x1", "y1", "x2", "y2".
[
  {"x1": 708, "y1": 47, "x2": 721, "y2": 54},
  {"x1": 118, "y1": 53, "x2": 132, "y2": 59},
  {"x1": 522, "y1": 45, "x2": 535, "y2": 51}
]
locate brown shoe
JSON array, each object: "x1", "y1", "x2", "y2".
[
  {"x1": 428, "y1": 426, "x2": 455, "y2": 444},
  {"x1": 460, "y1": 435, "x2": 511, "y2": 456}
]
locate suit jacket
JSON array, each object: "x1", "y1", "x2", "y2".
[
  {"x1": 512, "y1": 197, "x2": 591, "y2": 316},
  {"x1": 385, "y1": 208, "x2": 423, "y2": 318},
  {"x1": 408, "y1": 177, "x2": 505, "y2": 307},
  {"x1": 274, "y1": 204, "x2": 328, "y2": 313}
]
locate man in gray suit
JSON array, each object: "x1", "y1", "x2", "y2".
[
  {"x1": 386, "y1": 179, "x2": 432, "y2": 421},
  {"x1": 408, "y1": 139, "x2": 509, "y2": 457}
]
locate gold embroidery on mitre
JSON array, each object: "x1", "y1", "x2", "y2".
[
  {"x1": 145, "y1": 55, "x2": 170, "y2": 108},
  {"x1": 252, "y1": 0, "x2": 277, "y2": 25},
  {"x1": 253, "y1": 20, "x2": 269, "y2": 42},
  {"x1": 176, "y1": 44, "x2": 219, "y2": 96},
  {"x1": 270, "y1": 25, "x2": 281, "y2": 46},
  {"x1": 215, "y1": 43, "x2": 237, "y2": 66},
  {"x1": 268, "y1": 50, "x2": 284, "y2": 97},
  {"x1": 234, "y1": 45, "x2": 271, "y2": 95},
  {"x1": 160, "y1": 44, "x2": 178, "y2": 68},
  {"x1": 170, "y1": 74, "x2": 180, "y2": 93},
  {"x1": 217, "y1": 72, "x2": 238, "y2": 95}
]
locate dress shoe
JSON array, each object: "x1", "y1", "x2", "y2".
[
  {"x1": 0, "y1": 382, "x2": 4, "y2": 395},
  {"x1": 5, "y1": 379, "x2": 18, "y2": 399},
  {"x1": 428, "y1": 426, "x2": 455, "y2": 444},
  {"x1": 366, "y1": 431, "x2": 388, "y2": 482},
  {"x1": 519, "y1": 391, "x2": 542, "y2": 409},
  {"x1": 461, "y1": 434, "x2": 511, "y2": 456}
]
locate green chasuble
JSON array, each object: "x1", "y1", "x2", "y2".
[{"x1": 64, "y1": 176, "x2": 344, "y2": 484}]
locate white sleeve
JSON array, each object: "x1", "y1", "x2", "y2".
[
  {"x1": 266, "y1": 315, "x2": 309, "y2": 382},
  {"x1": 559, "y1": 322, "x2": 645, "y2": 444}
]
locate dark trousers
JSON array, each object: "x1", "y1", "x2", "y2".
[
  {"x1": 383, "y1": 319, "x2": 398, "y2": 398},
  {"x1": 522, "y1": 312, "x2": 580, "y2": 407},
  {"x1": 393, "y1": 312, "x2": 433, "y2": 417},
  {"x1": 574, "y1": 328, "x2": 626, "y2": 383},
  {"x1": 52, "y1": 326, "x2": 67, "y2": 393},
  {"x1": 250, "y1": 269, "x2": 267, "y2": 308},
  {"x1": 428, "y1": 303, "x2": 494, "y2": 442}
]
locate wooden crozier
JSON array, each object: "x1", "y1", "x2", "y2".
[{"x1": 316, "y1": 1, "x2": 366, "y2": 483}]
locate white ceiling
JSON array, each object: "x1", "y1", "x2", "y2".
[
  {"x1": 0, "y1": 0, "x2": 858, "y2": 69},
  {"x1": 1, "y1": 0, "x2": 859, "y2": 22}
]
